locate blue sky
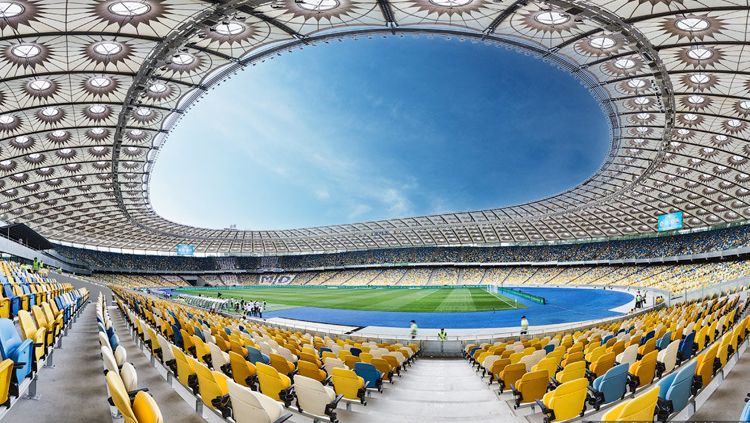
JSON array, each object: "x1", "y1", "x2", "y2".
[{"x1": 150, "y1": 36, "x2": 609, "y2": 230}]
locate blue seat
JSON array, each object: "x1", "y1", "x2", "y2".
[
  {"x1": 354, "y1": 362, "x2": 383, "y2": 392},
  {"x1": 350, "y1": 347, "x2": 362, "y2": 357},
  {"x1": 740, "y1": 397, "x2": 750, "y2": 422},
  {"x1": 171, "y1": 324, "x2": 183, "y2": 349},
  {"x1": 319, "y1": 347, "x2": 332, "y2": 355},
  {"x1": 656, "y1": 332, "x2": 672, "y2": 351},
  {"x1": 601, "y1": 335, "x2": 614, "y2": 346},
  {"x1": 677, "y1": 332, "x2": 695, "y2": 363},
  {"x1": 2, "y1": 285, "x2": 20, "y2": 317},
  {"x1": 656, "y1": 360, "x2": 697, "y2": 422},
  {"x1": 109, "y1": 333, "x2": 120, "y2": 351},
  {"x1": 640, "y1": 330, "x2": 655, "y2": 345},
  {"x1": 20, "y1": 285, "x2": 35, "y2": 309},
  {"x1": 0, "y1": 318, "x2": 33, "y2": 391},
  {"x1": 246, "y1": 346, "x2": 270, "y2": 365},
  {"x1": 193, "y1": 326, "x2": 205, "y2": 342},
  {"x1": 589, "y1": 363, "x2": 629, "y2": 410},
  {"x1": 543, "y1": 344, "x2": 555, "y2": 354}
]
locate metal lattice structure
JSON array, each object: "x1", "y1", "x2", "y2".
[{"x1": 1, "y1": 0, "x2": 750, "y2": 254}]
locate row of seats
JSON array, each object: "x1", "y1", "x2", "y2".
[
  {"x1": 465, "y1": 292, "x2": 748, "y2": 422},
  {"x1": 97, "y1": 293, "x2": 163, "y2": 423},
  {"x1": 0, "y1": 262, "x2": 75, "y2": 319},
  {"x1": 114, "y1": 287, "x2": 420, "y2": 423},
  {"x1": 0, "y1": 262, "x2": 87, "y2": 419}
]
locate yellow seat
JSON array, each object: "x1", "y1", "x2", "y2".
[
  {"x1": 298, "y1": 360, "x2": 327, "y2": 382},
  {"x1": 0, "y1": 359, "x2": 13, "y2": 406},
  {"x1": 539, "y1": 378, "x2": 588, "y2": 422},
  {"x1": 371, "y1": 358, "x2": 393, "y2": 382},
  {"x1": 602, "y1": 385, "x2": 659, "y2": 422},
  {"x1": 489, "y1": 358, "x2": 511, "y2": 384},
  {"x1": 229, "y1": 351, "x2": 257, "y2": 389},
  {"x1": 269, "y1": 353, "x2": 295, "y2": 377},
  {"x1": 172, "y1": 346, "x2": 198, "y2": 393},
  {"x1": 628, "y1": 350, "x2": 657, "y2": 389},
  {"x1": 191, "y1": 335, "x2": 211, "y2": 365},
  {"x1": 638, "y1": 338, "x2": 656, "y2": 358},
  {"x1": 106, "y1": 371, "x2": 164, "y2": 423},
  {"x1": 257, "y1": 362, "x2": 293, "y2": 406},
  {"x1": 511, "y1": 370, "x2": 548, "y2": 407},
  {"x1": 194, "y1": 360, "x2": 230, "y2": 410},
  {"x1": 17, "y1": 310, "x2": 47, "y2": 361},
  {"x1": 560, "y1": 351, "x2": 584, "y2": 368},
  {"x1": 331, "y1": 367, "x2": 367, "y2": 404},
  {"x1": 555, "y1": 360, "x2": 586, "y2": 384},
  {"x1": 589, "y1": 352, "x2": 616, "y2": 379},
  {"x1": 498, "y1": 362, "x2": 526, "y2": 393},
  {"x1": 695, "y1": 343, "x2": 719, "y2": 388},
  {"x1": 532, "y1": 358, "x2": 558, "y2": 382}
]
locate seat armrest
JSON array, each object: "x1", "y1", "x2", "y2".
[{"x1": 273, "y1": 412, "x2": 293, "y2": 423}]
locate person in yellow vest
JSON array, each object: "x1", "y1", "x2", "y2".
[
  {"x1": 438, "y1": 328, "x2": 447, "y2": 341},
  {"x1": 520, "y1": 315, "x2": 529, "y2": 336},
  {"x1": 32, "y1": 257, "x2": 39, "y2": 273}
]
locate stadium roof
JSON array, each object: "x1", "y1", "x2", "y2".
[{"x1": 1, "y1": 0, "x2": 750, "y2": 254}]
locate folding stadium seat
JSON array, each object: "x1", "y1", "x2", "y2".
[
  {"x1": 497, "y1": 362, "x2": 526, "y2": 393},
  {"x1": 256, "y1": 362, "x2": 294, "y2": 407},
  {"x1": 627, "y1": 350, "x2": 658, "y2": 392},
  {"x1": 480, "y1": 355, "x2": 501, "y2": 378},
  {"x1": 0, "y1": 292, "x2": 10, "y2": 319},
  {"x1": 511, "y1": 370, "x2": 548, "y2": 408},
  {"x1": 172, "y1": 346, "x2": 199, "y2": 394},
  {"x1": 229, "y1": 351, "x2": 257, "y2": 389},
  {"x1": 587, "y1": 352, "x2": 615, "y2": 380},
  {"x1": 741, "y1": 395, "x2": 750, "y2": 423},
  {"x1": 16, "y1": 310, "x2": 47, "y2": 363},
  {"x1": 0, "y1": 318, "x2": 33, "y2": 395},
  {"x1": 209, "y1": 342, "x2": 230, "y2": 375},
  {"x1": 247, "y1": 346, "x2": 270, "y2": 365},
  {"x1": 560, "y1": 351, "x2": 584, "y2": 368},
  {"x1": 616, "y1": 344, "x2": 638, "y2": 366},
  {"x1": 294, "y1": 374, "x2": 344, "y2": 421},
  {"x1": 157, "y1": 333, "x2": 177, "y2": 374},
  {"x1": 537, "y1": 377, "x2": 587, "y2": 422},
  {"x1": 654, "y1": 360, "x2": 696, "y2": 422},
  {"x1": 676, "y1": 332, "x2": 695, "y2": 364},
  {"x1": 105, "y1": 371, "x2": 163, "y2": 423},
  {"x1": 371, "y1": 358, "x2": 394, "y2": 383},
  {"x1": 191, "y1": 335, "x2": 212, "y2": 367},
  {"x1": 602, "y1": 384, "x2": 660, "y2": 422},
  {"x1": 354, "y1": 362, "x2": 383, "y2": 392},
  {"x1": 299, "y1": 351, "x2": 322, "y2": 368},
  {"x1": 331, "y1": 367, "x2": 366, "y2": 405},
  {"x1": 324, "y1": 357, "x2": 348, "y2": 376},
  {"x1": 655, "y1": 332, "x2": 672, "y2": 351},
  {"x1": 693, "y1": 342, "x2": 719, "y2": 391},
  {"x1": 589, "y1": 363, "x2": 629, "y2": 410},
  {"x1": 269, "y1": 353, "x2": 295, "y2": 378},
  {"x1": 656, "y1": 340, "x2": 680, "y2": 378},
  {"x1": 552, "y1": 361, "x2": 586, "y2": 386},
  {"x1": 298, "y1": 359, "x2": 327, "y2": 383},
  {"x1": 226, "y1": 379, "x2": 292, "y2": 423},
  {"x1": 194, "y1": 360, "x2": 232, "y2": 416},
  {"x1": 120, "y1": 362, "x2": 139, "y2": 392},
  {"x1": 531, "y1": 357, "x2": 558, "y2": 382},
  {"x1": 0, "y1": 359, "x2": 13, "y2": 407},
  {"x1": 637, "y1": 338, "x2": 656, "y2": 359}
]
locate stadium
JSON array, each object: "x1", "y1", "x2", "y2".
[{"x1": 0, "y1": 0, "x2": 749, "y2": 422}]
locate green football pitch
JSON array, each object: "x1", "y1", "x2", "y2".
[{"x1": 177, "y1": 286, "x2": 524, "y2": 313}]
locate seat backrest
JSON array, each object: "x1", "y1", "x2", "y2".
[
  {"x1": 227, "y1": 378, "x2": 282, "y2": 423},
  {"x1": 132, "y1": 391, "x2": 164, "y2": 423},
  {"x1": 0, "y1": 318, "x2": 20, "y2": 356},
  {"x1": 157, "y1": 334, "x2": 175, "y2": 362},
  {"x1": 106, "y1": 371, "x2": 137, "y2": 423},
  {"x1": 603, "y1": 385, "x2": 660, "y2": 422},
  {"x1": 557, "y1": 360, "x2": 586, "y2": 383},
  {"x1": 120, "y1": 362, "x2": 138, "y2": 392},
  {"x1": 209, "y1": 342, "x2": 229, "y2": 369},
  {"x1": 544, "y1": 377, "x2": 588, "y2": 421},
  {"x1": 617, "y1": 344, "x2": 638, "y2": 366},
  {"x1": 517, "y1": 370, "x2": 548, "y2": 403},
  {"x1": 101, "y1": 346, "x2": 119, "y2": 374},
  {"x1": 596, "y1": 363, "x2": 629, "y2": 404},
  {"x1": 194, "y1": 360, "x2": 227, "y2": 408},
  {"x1": 294, "y1": 374, "x2": 335, "y2": 416},
  {"x1": 229, "y1": 351, "x2": 256, "y2": 387},
  {"x1": 658, "y1": 340, "x2": 680, "y2": 373},
  {"x1": 661, "y1": 360, "x2": 696, "y2": 414},
  {"x1": 332, "y1": 367, "x2": 364, "y2": 399},
  {"x1": 740, "y1": 395, "x2": 750, "y2": 422}
]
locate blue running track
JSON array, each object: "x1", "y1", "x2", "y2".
[{"x1": 263, "y1": 287, "x2": 633, "y2": 329}]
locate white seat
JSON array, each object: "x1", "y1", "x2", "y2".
[
  {"x1": 157, "y1": 334, "x2": 176, "y2": 363},
  {"x1": 120, "y1": 362, "x2": 138, "y2": 391},
  {"x1": 616, "y1": 345, "x2": 638, "y2": 366},
  {"x1": 114, "y1": 345, "x2": 128, "y2": 367},
  {"x1": 294, "y1": 375, "x2": 337, "y2": 418},
  {"x1": 227, "y1": 378, "x2": 290, "y2": 423},
  {"x1": 209, "y1": 342, "x2": 230, "y2": 370},
  {"x1": 324, "y1": 358, "x2": 347, "y2": 376},
  {"x1": 657, "y1": 340, "x2": 680, "y2": 374},
  {"x1": 481, "y1": 355, "x2": 500, "y2": 372},
  {"x1": 101, "y1": 346, "x2": 119, "y2": 374}
]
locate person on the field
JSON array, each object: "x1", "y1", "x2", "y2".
[
  {"x1": 520, "y1": 316, "x2": 529, "y2": 336},
  {"x1": 438, "y1": 328, "x2": 447, "y2": 341},
  {"x1": 410, "y1": 320, "x2": 418, "y2": 339}
]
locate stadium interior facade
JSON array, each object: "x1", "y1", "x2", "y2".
[{"x1": 0, "y1": 0, "x2": 748, "y2": 422}]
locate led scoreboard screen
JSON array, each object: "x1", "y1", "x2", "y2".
[{"x1": 657, "y1": 211, "x2": 683, "y2": 232}]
